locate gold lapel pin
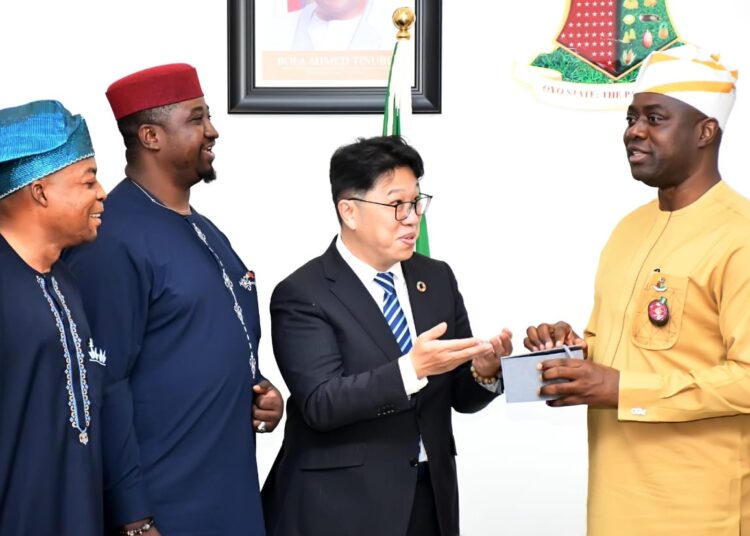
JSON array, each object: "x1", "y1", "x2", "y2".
[{"x1": 416, "y1": 281, "x2": 427, "y2": 293}]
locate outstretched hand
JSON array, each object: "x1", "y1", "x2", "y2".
[
  {"x1": 410, "y1": 322, "x2": 493, "y2": 378},
  {"x1": 472, "y1": 328, "x2": 513, "y2": 378}
]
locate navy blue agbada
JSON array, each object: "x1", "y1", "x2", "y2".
[
  {"x1": 63, "y1": 179, "x2": 265, "y2": 534},
  {"x1": 0, "y1": 235, "x2": 105, "y2": 535}
]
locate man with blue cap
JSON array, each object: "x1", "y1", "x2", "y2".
[
  {"x1": 525, "y1": 44, "x2": 750, "y2": 534},
  {"x1": 0, "y1": 100, "x2": 107, "y2": 534}
]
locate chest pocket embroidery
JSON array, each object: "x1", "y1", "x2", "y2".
[
  {"x1": 631, "y1": 272, "x2": 689, "y2": 350},
  {"x1": 239, "y1": 270, "x2": 256, "y2": 292},
  {"x1": 88, "y1": 338, "x2": 107, "y2": 366}
]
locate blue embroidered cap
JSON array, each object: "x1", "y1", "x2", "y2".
[{"x1": 0, "y1": 100, "x2": 95, "y2": 200}]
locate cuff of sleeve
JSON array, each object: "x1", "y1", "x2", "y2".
[
  {"x1": 617, "y1": 370, "x2": 663, "y2": 422},
  {"x1": 478, "y1": 376, "x2": 503, "y2": 394},
  {"x1": 398, "y1": 354, "x2": 429, "y2": 396},
  {"x1": 106, "y1": 480, "x2": 153, "y2": 529}
]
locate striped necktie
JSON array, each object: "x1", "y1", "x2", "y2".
[{"x1": 374, "y1": 272, "x2": 413, "y2": 354}]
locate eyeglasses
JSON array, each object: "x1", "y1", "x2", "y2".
[{"x1": 346, "y1": 194, "x2": 432, "y2": 221}]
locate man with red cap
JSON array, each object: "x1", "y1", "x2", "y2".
[{"x1": 64, "y1": 64, "x2": 283, "y2": 535}]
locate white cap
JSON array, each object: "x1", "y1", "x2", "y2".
[{"x1": 634, "y1": 44, "x2": 738, "y2": 130}]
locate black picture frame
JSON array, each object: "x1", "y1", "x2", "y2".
[{"x1": 227, "y1": 0, "x2": 441, "y2": 114}]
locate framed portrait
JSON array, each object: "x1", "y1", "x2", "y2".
[{"x1": 228, "y1": 0, "x2": 441, "y2": 114}]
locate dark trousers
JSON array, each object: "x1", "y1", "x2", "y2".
[{"x1": 407, "y1": 463, "x2": 441, "y2": 536}]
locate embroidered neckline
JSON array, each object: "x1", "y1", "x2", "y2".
[{"x1": 129, "y1": 178, "x2": 192, "y2": 216}]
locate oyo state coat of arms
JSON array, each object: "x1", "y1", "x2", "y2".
[{"x1": 517, "y1": 0, "x2": 680, "y2": 109}]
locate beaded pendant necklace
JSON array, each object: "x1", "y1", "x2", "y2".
[
  {"x1": 130, "y1": 179, "x2": 191, "y2": 215},
  {"x1": 37, "y1": 275, "x2": 91, "y2": 445}
]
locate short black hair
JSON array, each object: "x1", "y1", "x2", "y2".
[
  {"x1": 115, "y1": 104, "x2": 176, "y2": 155},
  {"x1": 330, "y1": 135, "x2": 424, "y2": 213}
]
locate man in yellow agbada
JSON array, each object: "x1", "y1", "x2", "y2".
[{"x1": 525, "y1": 44, "x2": 748, "y2": 535}]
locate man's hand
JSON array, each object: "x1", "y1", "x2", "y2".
[
  {"x1": 472, "y1": 329, "x2": 513, "y2": 378},
  {"x1": 539, "y1": 358, "x2": 619, "y2": 408},
  {"x1": 252, "y1": 379, "x2": 284, "y2": 433},
  {"x1": 121, "y1": 519, "x2": 161, "y2": 536},
  {"x1": 410, "y1": 322, "x2": 493, "y2": 378},
  {"x1": 524, "y1": 321, "x2": 588, "y2": 357}
]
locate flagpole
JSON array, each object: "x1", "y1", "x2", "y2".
[
  {"x1": 383, "y1": 7, "x2": 415, "y2": 137},
  {"x1": 383, "y1": 7, "x2": 431, "y2": 257}
]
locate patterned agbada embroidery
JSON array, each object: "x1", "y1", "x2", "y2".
[
  {"x1": 128, "y1": 179, "x2": 259, "y2": 382},
  {"x1": 36, "y1": 275, "x2": 92, "y2": 445},
  {"x1": 88, "y1": 339, "x2": 107, "y2": 366},
  {"x1": 191, "y1": 223, "x2": 257, "y2": 380},
  {"x1": 239, "y1": 271, "x2": 256, "y2": 292}
]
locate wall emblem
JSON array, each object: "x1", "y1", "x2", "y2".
[{"x1": 516, "y1": 0, "x2": 680, "y2": 109}]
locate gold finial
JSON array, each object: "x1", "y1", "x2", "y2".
[{"x1": 392, "y1": 7, "x2": 415, "y2": 40}]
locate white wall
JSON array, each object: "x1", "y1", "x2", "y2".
[{"x1": 2, "y1": 1, "x2": 748, "y2": 534}]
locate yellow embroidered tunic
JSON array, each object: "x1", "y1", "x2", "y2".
[{"x1": 586, "y1": 181, "x2": 750, "y2": 536}]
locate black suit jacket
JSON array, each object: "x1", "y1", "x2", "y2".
[{"x1": 262, "y1": 239, "x2": 498, "y2": 536}]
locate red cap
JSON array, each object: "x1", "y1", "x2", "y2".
[{"x1": 106, "y1": 63, "x2": 204, "y2": 120}]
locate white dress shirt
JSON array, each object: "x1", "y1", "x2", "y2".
[{"x1": 336, "y1": 236, "x2": 429, "y2": 460}]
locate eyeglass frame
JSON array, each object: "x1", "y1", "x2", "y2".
[{"x1": 345, "y1": 193, "x2": 433, "y2": 221}]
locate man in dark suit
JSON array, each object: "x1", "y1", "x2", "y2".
[{"x1": 262, "y1": 136, "x2": 512, "y2": 536}]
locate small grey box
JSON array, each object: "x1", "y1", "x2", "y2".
[{"x1": 501, "y1": 346, "x2": 584, "y2": 403}]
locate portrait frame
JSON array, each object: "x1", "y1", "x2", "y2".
[{"x1": 227, "y1": 0, "x2": 441, "y2": 114}]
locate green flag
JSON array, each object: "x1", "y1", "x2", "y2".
[{"x1": 383, "y1": 36, "x2": 430, "y2": 257}]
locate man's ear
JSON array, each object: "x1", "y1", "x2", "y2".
[
  {"x1": 28, "y1": 180, "x2": 49, "y2": 207},
  {"x1": 338, "y1": 199, "x2": 357, "y2": 230},
  {"x1": 697, "y1": 117, "x2": 720, "y2": 148},
  {"x1": 137, "y1": 124, "x2": 162, "y2": 151}
]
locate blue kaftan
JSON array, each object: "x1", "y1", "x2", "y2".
[
  {"x1": 0, "y1": 235, "x2": 105, "y2": 535},
  {"x1": 63, "y1": 179, "x2": 264, "y2": 535}
]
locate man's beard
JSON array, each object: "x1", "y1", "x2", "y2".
[{"x1": 201, "y1": 167, "x2": 217, "y2": 184}]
